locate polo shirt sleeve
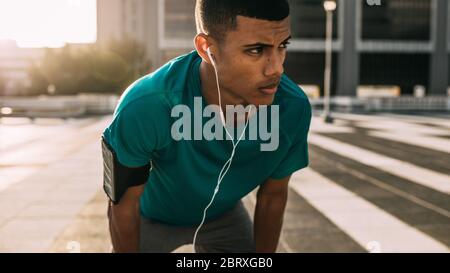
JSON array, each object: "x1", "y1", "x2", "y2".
[{"x1": 269, "y1": 99, "x2": 312, "y2": 179}]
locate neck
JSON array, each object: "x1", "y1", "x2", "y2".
[
  {"x1": 199, "y1": 60, "x2": 245, "y2": 113},
  {"x1": 199, "y1": 61, "x2": 255, "y2": 127}
]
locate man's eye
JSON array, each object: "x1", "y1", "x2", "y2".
[
  {"x1": 280, "y1": 42, "x2": 290, "y2": 49},
  {"x1": 248, "y1": 47, "x2": 264, "y2": 55}
]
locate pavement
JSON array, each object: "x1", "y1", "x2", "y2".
[
  {"x1": 0, "y1": 112, "x2": 449, "y2": 253},
  {"x1": 0, "y1": 117, "x2": 111, "y2": 252}
]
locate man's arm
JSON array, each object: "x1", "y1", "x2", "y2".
[
  {"x1": 107, "y1": 184, "x2": 145, "y2": 253},
  {"x1": 254, "y1": 176, "x2": 290, "y2": 253}
]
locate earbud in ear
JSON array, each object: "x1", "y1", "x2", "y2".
[{"x1": 206, "y1": 47, "x2": 216, "y2": 67}]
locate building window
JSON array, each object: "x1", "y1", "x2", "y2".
[
  {"x1": 284, "y1": 52, "x2": 338, "y2": 95},
  {"x1": 361, "y1": 0, "x2": 431, "y2": 41},
  {"x1": 288, "y1": 0, "x2": 339, "y2": 39},
  {"x1": 164, "y1": 0, "x2": 197, "y2": 40},
  {"x1": 360, "y1": 53, "x2": 430, "y2": 94}
]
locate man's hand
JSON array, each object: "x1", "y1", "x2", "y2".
[
  {"x1": 254, "y1": 176, "x2": 290, "y2": 253},
  {"x1": 108, "y1": 185, "x2": 145, "y2": 253}
]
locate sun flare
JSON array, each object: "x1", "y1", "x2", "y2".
[{"x1": 0, "y1": 0, "x2": 96, "y2": 48}]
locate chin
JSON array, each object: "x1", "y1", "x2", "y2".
[{"x1": 251, "y1": 95, "x2": 276, "y2": 107}]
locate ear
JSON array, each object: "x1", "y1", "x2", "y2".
[{"x1": 194, "y1": 33, "x2": 214, "y2": 65}]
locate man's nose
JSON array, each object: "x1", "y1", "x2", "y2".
[{"x1": 263, "y1": 51, "x2": 284, "y2": 78}]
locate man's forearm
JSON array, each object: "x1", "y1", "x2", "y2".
[
  {"x1": 109, "y1": 201, "x2": 140, "y2": 253},
  {"x1": 253, "y1": 194, "x2": 287, "y2": 253},
  {"x1": 108, "y1": 185, "x2": 145, "y2": 253}
]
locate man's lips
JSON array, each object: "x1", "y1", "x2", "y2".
[{"x1": 259, "y1": 83, "x2": 279, "y2": 95}]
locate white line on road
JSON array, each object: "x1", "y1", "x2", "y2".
[
  {"x1": 290, "y1": 168, "x2": 449, "y2": 253},
  {"x1": 379, "y1": 113, "x2": 450, "y2": 129},
  {"x1": 368, "y1": 131, "x2": 450, "y2": 154},
  {"x1": 309, "y1": 133, "x2": 450, "y2": 194},
  {"x1": 329, "y1": 112, "x2": 450, "y2": 130}
]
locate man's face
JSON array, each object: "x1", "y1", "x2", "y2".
[{"x1": 213, "y1": 15, "x2": 291, "y2": 107}]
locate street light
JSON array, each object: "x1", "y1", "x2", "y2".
[{"x1": 323, "y1": 0, "x2": 336, "y2": 124}]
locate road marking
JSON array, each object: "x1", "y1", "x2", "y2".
[
  {"x1": 309, "y1": 133, "x2": 450, "y2": 194},
  {"x1": 290, "y1": 168, "x2": 449, "y2": 252}
]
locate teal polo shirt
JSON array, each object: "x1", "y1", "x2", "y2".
[{"x1": 103, "y1": 51, "x2": 311, "y2": 226}]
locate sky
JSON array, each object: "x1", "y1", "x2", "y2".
[{"x1": 0, "y1": 0, "x2": 96, "y2": 48}]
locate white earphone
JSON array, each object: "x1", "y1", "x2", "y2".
[
  {"x1": 206, "y1": 47, "x2": 227, "y2": 126},
  {"x1": 192, "y1": 47, "x2": 254, "y2": 252}
]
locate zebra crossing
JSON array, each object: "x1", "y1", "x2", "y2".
[
  {"x1": 290, "y1": 168, "x2": 448, "y2": 252},
  {"x1": 279, "y1": 113, "x2": 450, "y2": 253}
]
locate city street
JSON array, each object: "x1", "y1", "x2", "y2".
[{"x1": 0, "y1": 112, "x2": 449, "y2": 253}]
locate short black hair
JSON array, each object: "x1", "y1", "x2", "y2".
[{"x1": 195, "y1": 0, "x2": 290, "y2": 42}]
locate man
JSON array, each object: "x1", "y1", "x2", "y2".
[{"x1": 102, "y1": 0, "x2": 311, "y2": 253}]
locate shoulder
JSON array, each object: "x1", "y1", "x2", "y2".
[
  {"x1": 274, "y1": 74, "x2": 312, "y2": 142},
  {"x1": 276, "y1": 74, "x2": 312, "y2": 122},
  {"x1": 114, "y1": 51, "x2": 200, "y2": 118},
  {"x1": 278, "y1": 74, "x2": 310, "y2": 102},
  {"x1": 103, "y1": 89, "x2": 173, "y2": 159}
]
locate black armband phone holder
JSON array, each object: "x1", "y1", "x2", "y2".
[{"x1": 102, "y1": 137, "x2": 151, "y2": 205}]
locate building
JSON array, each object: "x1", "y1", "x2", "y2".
[
  {"x1": 0, "y1": 40, "x2": 97, "y2": 96},
  {"x1": 0, "y1": 40, "x2": 45, "y2": 95},
  {"x1": 97, "y1": 0, "x2": 160, "y2": 70},
  {"x1": 93, "y1": 0, "x2": 450, "y2": 97}
]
